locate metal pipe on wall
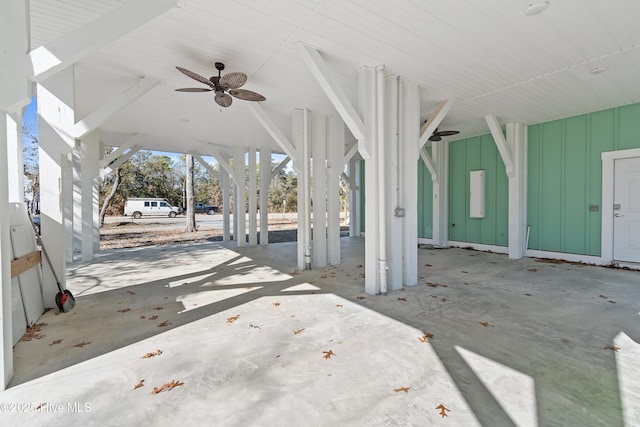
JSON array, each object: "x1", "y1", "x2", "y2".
[{"x1": 376, "y1": 65, "x2": 388, "y2": 294}]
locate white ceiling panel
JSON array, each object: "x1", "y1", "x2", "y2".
[{"x1": 27, "y1": 0, "x2": 640, "y2": 153}]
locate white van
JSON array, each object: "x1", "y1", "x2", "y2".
[{"x1": 124, "y1": 198, "x2": 180, "y2": 218}]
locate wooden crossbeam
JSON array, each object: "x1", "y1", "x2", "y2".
[{"x1": 11, "y1": 250, "x2": 41, "y2": 278}]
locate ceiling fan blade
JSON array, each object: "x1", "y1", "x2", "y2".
[
  {"x1": 175, "y1": 88, "x2": 213, "y2": 92},
  {"x1": 215, "y1": 93, "x2": 233, "y2": 107},
  {"x1": 428, "y1": 134, "x2": 442, "y2": 142},
  {"x1": 436, "y1": 130, "x2": 460, "y2": 137},
  {"x1": 228, "y1": 89, "x2": 266, "y2": 102},
  {"x1": 176, "y1": 66, "x2": 215, "y2": 88},
  {"x1": 220, "y1": 72, "x2": 247, "y2": 89}
]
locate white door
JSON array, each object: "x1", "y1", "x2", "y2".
[{"x1": 613, "y1": 157, "x2": 640, "y2": 262}]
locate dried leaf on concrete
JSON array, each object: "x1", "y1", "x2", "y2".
[
  {"x1": 149, "y1": 315, "x2": 159, "y2": 320},
  {"x1": 478, "y1": 321, "x2": 494, "y2": 328},
  {"x1": 323, "y1": 350, "x2": 336, "y2": 359},
  {"x1": 436, "y1": 404, "x2": 451, "y2": 418},
  {"x1": 49, "y1": 339, "x2": 63, "y2": 346},
  {"x1": 133, "y1": 380, "x2": 145, "y2": 390},
  {"x1": 22, "y1": 322, "x2": 48, "y2": 341},
  {"x1": 142, "y1": 349, "x2": 163, "y2": 359},
  {"x1": 157, "y1": 320, "x2": 171, "y2": 328},
  {"x1": 398, "y1": 297, "x2": 407, "y2": 301},
  {"x1": 74, "y1": 341, "x2": 92, "y2": 348},
  {"x1": 394, "y1": 387, "x2": 410, "y2": 393},
  {"x1": 226, "y1": 315, "x2": 240, "y2": 324},
  {"x1": 151, "y1": 379, "x2": 184, "y2": 394},
  {"x1": 117, "y1": 308, "x2": 131, "y2": 313},
  {"x1": 293, "y1": 328, "x2": 305, "y2": 335},
  {"x1": 603, "y1": 345, "x2": 620, "y2": 352},
  {"x1": 418, "y1": 334, "x2": 433, "y2": 343},
  {"x1": 272, "y1": 302, "x2": 281, "y2": 307}
]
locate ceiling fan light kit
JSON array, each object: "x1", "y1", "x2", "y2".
[{"x1": 175, "y1": 61, "x2": 266, "y2": 107}]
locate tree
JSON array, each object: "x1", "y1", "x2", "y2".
[
  {"x1": 99, "y1": 167, "x2": 120, "y2": 227},
  {"x1": 22, "y1": 126, "x2": 40, "y2": 212},
  {"x1": 185, "y1": 154, "x2": 196, "y2": 232}
]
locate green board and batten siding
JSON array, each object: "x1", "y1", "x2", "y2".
[
  {"x1": 416, "y1": 102, "x2": 640, "y2": 256},
  {"x1": 447, "y1": 134, "x2": 509, "y2": 246}
]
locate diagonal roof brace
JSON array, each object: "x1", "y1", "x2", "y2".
[
  {"x1": 75, "y1": 77, "x2": 160, "y2": 139},
  {"x1": 193, "y1": 154, "x2": 220, "y2": 180},
  {"x1": 484, "y1": 114, "x2": 514, "y2": 177},
  {"x1": 248, "y1": 103, "x2": 297, "y2": 164},
  {"x1": 297, "y1": 44, "x2": 366, "y2": 141},
  {"x1": 419, "y1": 98, "x2": 455, "y2": 150},
  {"x1": 28, "y1": 0, "x2": 176, "y2": 82}
]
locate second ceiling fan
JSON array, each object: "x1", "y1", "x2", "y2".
[{"x1": 175, "y1": 61, "x2": 266, "y2": 107}]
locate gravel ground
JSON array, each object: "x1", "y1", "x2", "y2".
[{"x1": 100, "y1": 218, "x2": 347, "y2": 250}]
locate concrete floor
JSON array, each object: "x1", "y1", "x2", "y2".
[{"x1": 2, "y1": 238, "x2": 639, "y2": 426}]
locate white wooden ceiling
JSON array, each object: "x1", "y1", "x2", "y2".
[{"x1": 29, "y1": 0, "x2": 640, "y2": 155}]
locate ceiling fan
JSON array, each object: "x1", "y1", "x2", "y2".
[
  {"x1": 428, "y1": 127, "x2": 460, "y2": 141},
  {"x1": 175, "y1": 61, "x2": 266, "y2": 107}
]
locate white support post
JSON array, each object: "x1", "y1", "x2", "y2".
[
  {"x1": 6, "y1": 111, "x2": 24, "y2": 203},
  {"x1": 0, "y1": 1, "x2": 30, "y2": 389},
  {"x1": 485, "y1": 116, "x2": 527, "y2": 259},
  {"x1": 248, "y1": 147, "x2": 258, "y2": 246},
  {"x1": 234, "y1": 146, "x2": 246, "y2": 247},
  {"x1": 375, "y1": 65, "x2": 388, "y2": 295},
  {"x1": 220, "y1": 156, "x2": 231, "y2": 242},
  {"x1": 327, "y1": 116, "x2": 344, "y2": 265},
  {"x1": 28, "y1": 0, "x2": 176, "y2": 82},
  {"x1": 506, "y1": 122, "x2": 527, "y2": 259},
  {"x1": 431, "y1": 140, "x2": 449, "y2": 248},
  {"x1": 358, "y1": 66, "x2": 379, "y2": 294},
  {"x1": 0, "y1": 112, "x2": 14, "y2": 389},
  {"x1": 72, "y1": 141, "x2": 82, "y2": 260},
  {"x1": 312, "y1": 113, "x2": 328, "y2": 267},
  {"x1": 63, "y1": 154, "x2": 74, "y2": 263},
  {"x1": 37, "y1": 66, "x2": 75, "y2": 307},
  {"x1": 348, "y1": 157, "x2": 361, "y2": 238},
  {"x1": 93, "y1": 140, "x2": 101, "y2": 253},
  {"x1": 384, "y1": 75, "x2": 402, "y2": 291},
  {"x1": 81, "y1": 130, "x2": 100, "y2": 261},
  {"x1": 293, "y1": 109, "x2": 312, "y2": 270},
  {"x1": 401, "y1": 81, "x2": 420, "y2": 286},
  {"x1": 259, "y1": 148, "x2": 270, "y2": 246}
]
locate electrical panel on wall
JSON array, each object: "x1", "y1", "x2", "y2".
[{"x1": 470, "y1": 170, "x2": 485, "y2": 218}]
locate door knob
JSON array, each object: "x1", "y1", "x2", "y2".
[{"x1": 614, "y1": 213, "x2": 624, "y2": 217}]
